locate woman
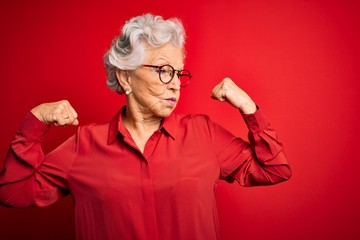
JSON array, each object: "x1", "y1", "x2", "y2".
[{"x1": 0, "y1": 14, "x2": 291, "y2": 240}]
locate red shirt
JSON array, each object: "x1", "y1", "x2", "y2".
[{"x1": 0, "y1": 107, "x2": 291, "y2": 240}]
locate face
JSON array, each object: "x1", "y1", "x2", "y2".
[{"x1": 126, "y1": 44, "x2": 184, "y2": 118}]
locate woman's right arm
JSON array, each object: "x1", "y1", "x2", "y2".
[{"x1": 0, "y1": 100, "x2": 79, "y2": 207}]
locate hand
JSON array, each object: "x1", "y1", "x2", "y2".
[
  {"x1": 211, "y1": 78, "x2": 257, "y2": 114},
  {"x1": 30, "y1": 100, "x2": 79, "y2": 126}
]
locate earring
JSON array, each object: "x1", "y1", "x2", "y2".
[{"x1": 124, "y1": 87, "x2": 130, "y2": 95}]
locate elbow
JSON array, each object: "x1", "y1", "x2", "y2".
[
  {"x1": 283, "y1": 165, "x2": 292, "y2": 181},
  {"x1": 0, "y1": 183, "x2": 37, "y2": 208},
  {"x1": 0, "y1": 191, "x2": 30, "y2": 208},
  {"x1": 274, "y1": 165, "x2": 292, "y2": 184},
  {"x1": 262, "y1": 164, "x2": 292, "y2": 186},
  {"x1": 240, "y1": 164, "x2": 292, "y2": 187}
]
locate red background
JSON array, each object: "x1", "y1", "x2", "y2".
[{"x1": 1, "y1": 0, "x2": 359, "y2": 239}]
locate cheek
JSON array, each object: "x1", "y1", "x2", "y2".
[
  {"x1": 133, "y1": 77, "x2": 165, "y2": 96},
  {"x1": 147, "y1": 84, "x2": 167, "y2": 96}
]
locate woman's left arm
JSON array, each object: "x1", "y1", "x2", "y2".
[{"x1": 211, "y1": 78, "x2": 292, "y2": 186}]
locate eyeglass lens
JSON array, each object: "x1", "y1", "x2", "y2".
[{"x1": 159, "y1": 65, "x2": 191, "y2": 87}]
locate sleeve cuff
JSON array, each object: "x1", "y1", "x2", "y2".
[
  {"x1": 241, "y1": 107, "x2": 270, "y2": 133},
  {"x1": 17, "y1": 111, "x2": 50, "y2": 141}
]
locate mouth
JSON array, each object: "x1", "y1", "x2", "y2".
[{"x1": 166, "y1": 97, "x2": 177, "y2": 105}]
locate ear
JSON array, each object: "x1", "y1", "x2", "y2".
[{"x1": 115, "y1": 69, "x2": 131, "y2": 93}]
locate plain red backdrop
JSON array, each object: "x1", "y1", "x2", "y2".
[{"x1": 0, "y1": 0, "x2": 359, "y2": 239}]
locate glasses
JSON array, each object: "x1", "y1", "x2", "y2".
[{"x1": 142, "y1": 64, "x2": 192, "y2": 87}]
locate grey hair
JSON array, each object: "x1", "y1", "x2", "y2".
[{"x1": 103, "y1": 13, "x2": 186, "y2": 94}]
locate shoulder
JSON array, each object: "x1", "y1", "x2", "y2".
[
  {"x1": 76, "y1": 121, "x2": 110, "y2": 140},
  {"x1": 173, "y1": 113, "x2": 211, "y2": 124},
  {"x1": 171, "y1": 113, "x2": 232, "y2": 137},
  {"x1": 169, "y1": 113, "x2": 216, "y2": 133}
]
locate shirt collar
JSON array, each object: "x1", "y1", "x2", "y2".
[
  {"x1": 107, "y1": 107, "x2": 123, "y2": 145},
  {"x1": 160, "y1": 113, "x2": 176, "y2": 140},
  {"x1": 107, "y1": 106, "x2": 177, "y2": 144}
]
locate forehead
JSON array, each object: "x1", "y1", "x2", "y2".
[{"x1": 144, "y1": 44, "x2": 184, "y2": 67}]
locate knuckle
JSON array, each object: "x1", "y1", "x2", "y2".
[
  {"x1": 57, "y1": 103, "x2": 65, "y2": 110},
  {"x1": 54, "y1": 108, "x2": 61, "y2": 114},
  {"x1": 57, "y1": 100, "x2": 68, "y2": 109}
]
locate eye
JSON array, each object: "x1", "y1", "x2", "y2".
[
  {"x1": 155, "y1": 68, "x2": 167, "y2": 75},
  {"x1": 157, "y1": 65, "x2": 174, "y2": 75}
]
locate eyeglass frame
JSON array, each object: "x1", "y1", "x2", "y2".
[{"x1": 141, "y1": 64, "x2": 192, "y2": 87}]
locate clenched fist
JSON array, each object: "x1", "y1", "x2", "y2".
[
  {"x1": 211, "y1": 78, "x2": 257, "y2": 114},
  {"x1": 30, "y1": 100, "x2": 79, "y2": 126}
]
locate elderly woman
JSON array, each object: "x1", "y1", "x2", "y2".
[{"x1": 0, "y1": 14, "x2": 291, "y2": 240}]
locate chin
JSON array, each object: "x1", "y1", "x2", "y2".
[{"x1": 157, "y1": 107, "x2": 176, "y2": 118}]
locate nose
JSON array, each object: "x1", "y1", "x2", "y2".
[{"x1": 168, "y1": 74, "x2": 181, "y2": 90}]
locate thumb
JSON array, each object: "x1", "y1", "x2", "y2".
[{"x1": 71, "y1": 119, "x2": 79, "y2": 126}]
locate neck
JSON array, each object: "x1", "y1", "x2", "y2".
[
  {"x1": 123, "y1": 105, "x2": 162, "y2": 133},
  {"x1": 122, "y1": 105, "x2": 163, "y2": 153}
]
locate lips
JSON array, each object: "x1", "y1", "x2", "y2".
[{"x1": 166, "y1": 97, "x2": 177, "y2": 104}]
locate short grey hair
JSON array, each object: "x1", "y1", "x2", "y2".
[{"x1": 103, "y1": 13, "x2": 186, "y2": 94}]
